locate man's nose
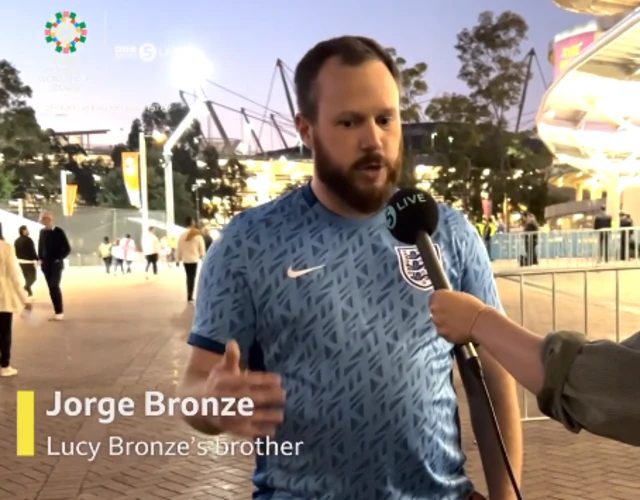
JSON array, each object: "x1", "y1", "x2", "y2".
[{"x1": 359, "y1": 119, "x2": 383, "y2": 151}]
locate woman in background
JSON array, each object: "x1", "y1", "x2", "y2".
[
  {"x1": 0, "y1": 222, "x2": 31, "y2": 377},
  {"x1": 176, "y1": 217, "x2": 205, "y2": 303},
  {"x1": 111, "y1": 238, "x2": 125, "y2": 275},
  {"x1": 98, "y1": 236, "x2": 112, "y2": 274}
]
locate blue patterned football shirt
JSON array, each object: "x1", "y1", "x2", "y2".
[{"x1": 188, "y1": 184, "x2": 503, "y2": 500}]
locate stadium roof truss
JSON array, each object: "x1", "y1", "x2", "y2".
[{"x1": 536, "y1": 8, "x2": 640, "y2": 185}]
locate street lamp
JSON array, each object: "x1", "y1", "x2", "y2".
[{"x1": 163, "y1": 47, "x2": 212, "y2": 230}]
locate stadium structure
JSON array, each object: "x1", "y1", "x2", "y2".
[{"x1": 538, "y1": 0, "x2": 640, "y2": 227}]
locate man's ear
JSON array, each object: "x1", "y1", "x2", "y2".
[{"x1": 295, "y1": 113, "x2": 313, "y2": 150}]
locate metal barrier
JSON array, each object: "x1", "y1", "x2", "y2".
[
  {"x1": 491, "y1": 226, "x2": 639, "y2": 268},
  {"x1": 493, "y1": 264, "x2": 640, "y2": 422}
]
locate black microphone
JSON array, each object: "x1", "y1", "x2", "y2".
[
  {"x1": 384, "y1": 188, "x2": 479, "y2": 365},
  {"x1": 385, "y1": 188, "x2": 523, "y2": 500}
]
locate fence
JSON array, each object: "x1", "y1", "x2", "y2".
[
  {"x1": 494, "y1": 265, "x2": 640, "y2": 422},
  {"x1": 491, "y1": 227, "x2": 639, "y2": 268},
  {"x1": 0, "y1": 204, "x2": 167, "y2": 265}
]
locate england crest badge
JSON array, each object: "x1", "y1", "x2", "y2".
[{"x1": 395, "y1": 245, "x2": 442, "y2": 291}]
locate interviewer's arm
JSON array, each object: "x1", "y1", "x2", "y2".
[
  {"x1": 472, "y1": 309, "x2": 640, "y2": 446},
  {"x1": 472, "y1": 309, "x2": 545, "y2": 395}
]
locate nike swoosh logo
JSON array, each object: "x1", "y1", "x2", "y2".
[{"x1": 287, "y1": 265, "x2": 325, "y2": 278}]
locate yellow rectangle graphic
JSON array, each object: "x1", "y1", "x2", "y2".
[{"x1": 16, "y1": 391, "x2": 35, "y2": 456}]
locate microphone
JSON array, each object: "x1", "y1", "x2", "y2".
[
  {"x1": 385, "y1": 187, "x2": 523, "y2": 500},
  {"x1": 384, "y1": 188, "x2": 479, "y2": 366}
]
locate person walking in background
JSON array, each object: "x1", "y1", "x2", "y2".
[
  {"x1": 523, "y1": 212, "x2": 540, "y2": 266},
  {"x1": 38, "y1": 213, "x2": 70, "y2": 321},
  {"x1": 594, "y1": 206, "x2": 612, "y2": 263},
  {"x1": 111, "y1": 238, "x2": 125, "y2": 275},
  {"x1": 481, "y1": 216, "x2": 496, "y2": 260},
  {"x1": 142, "y1": 226, "x2": 160, "y2": 279},
  {"x1": 14, "y1": 225, "x2": 38, "y2": 299},
  {"x1": 120, "y1": 234, "x2": 136, "y2": 273},
  {"x1": 176, "y1": 217, "x2": 205, "y2": 304},
  {"x1": 98, "y1": 236, "x2": 112, "y2": 274},
  {"x1": 0, "y1": 222, "x2": 32, "y2": 376}
]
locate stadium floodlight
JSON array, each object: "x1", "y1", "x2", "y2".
[{"x1": 162, "y1": 47, "x2": 212, "y2": 228}]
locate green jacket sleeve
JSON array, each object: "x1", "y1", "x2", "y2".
[{"x1": 537, "y1": 330, "x2": 640, "y2": 446}]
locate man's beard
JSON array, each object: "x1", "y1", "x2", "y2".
[{"x1": 313, "y1": 134, "x2": 401, "y2": 214}]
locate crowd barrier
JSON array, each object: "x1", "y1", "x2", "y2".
[
  {"x1": 490, "y1": 227, "x2": 639, "y2": 266},
  {"x1": 64, "y1": 227, "x2": 639, "y2": 268},
  {"x1": 494, "y1": 265, "x2": 640, "y2": 422}
]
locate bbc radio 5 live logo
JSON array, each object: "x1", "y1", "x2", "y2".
[
  {"x1": 44, "y1": 11, "x2": 87, "y2": 54},
  {"x1": 115, "y1": 43, "x2": 173, "y2": 63}
]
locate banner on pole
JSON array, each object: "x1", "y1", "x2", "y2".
[
  {"x1": 121, "y1": 152, "x2": 141, "y2": 208},
  {"x1": 63, "y1": 184, "x2": 78, "y2": 216}
]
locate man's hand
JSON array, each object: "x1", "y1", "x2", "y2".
[
  {"x1": 429, "y1": 290, "x2": 489, "y2": 344},
  {"x1": 205, "y1": 340, "x2": 285, "y2": 439}
]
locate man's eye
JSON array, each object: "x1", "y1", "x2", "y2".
[
  {"x1": 377, "y1": 116, "x2": 392, "y2": 126},
  {"x1": 339, "y1": 120, "x2": 354, "y2": 128}
]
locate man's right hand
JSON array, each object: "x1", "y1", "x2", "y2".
[{"x1": 204, "y1": 340, "x2": 285, "y2": 439}]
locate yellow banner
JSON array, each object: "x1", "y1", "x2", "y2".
[
  {"x1": 121, "y1": 152, "x2": 141, "y2": 207},
  {"x1": 64, "y1": 184, "x2": 78, "y2": 216}
]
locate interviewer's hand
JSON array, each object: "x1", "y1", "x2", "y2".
[
  {"x1": 204, "y1": 339, "x2": 285, "y2": 439},
  {"x1": 429, "y1": 290, "x2": 488, "y2": 344}
]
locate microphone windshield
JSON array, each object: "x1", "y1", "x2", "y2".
[{"x1": 385, "y1": 188, "x2": 439, "y2": 244}]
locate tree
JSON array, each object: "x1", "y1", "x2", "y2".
[
  {"x1": 385, "y1": 48, "x2": 428, "y2": 123},
  {"x1": 0, "y1": 61, "x2": 55, "y2": 209},
  {"x1": 424, "y1": 11, "x2": 551, "y2": 220},
  {"x1": 199, "y1": 143, "x2": 248, "y2": 221},
  {"x1": 146, "y1": 164, "x2": 194, "y2": 225},
  {"x1": 98, "y1": 144, "x2": 132, "y2": 208},
  {"x1": 0, "y1": 164, "x2": 14, "y2": 200},
  {"x1": 455, "y1": 11, "x2": 529, "y2": 126},
  {"x1": 47, "y1": 134, "x2": 109, "y2": 206}
]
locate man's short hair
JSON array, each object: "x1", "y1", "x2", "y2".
[{"x1": 294, "y1": 36, "x2": 400, "y2": 123}]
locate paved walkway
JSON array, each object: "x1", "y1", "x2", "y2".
[{"x1": 0, "y1": 266, "x2": 638, "y2": 499}]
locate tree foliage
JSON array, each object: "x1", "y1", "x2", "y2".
[
  {"x1": 198, "y1": 145, "x2": 248, "y2": 222},
  {"x1": 424, "y1": 11, "x2": 551, "y2": 220},
  {"x1": 455, "y1": 11, "x2": 530, "y2": 126},
  {"x1": 0, "y1": 164, "x2": 14, "y2": 200},
  {"x1": 0, "y1": 60, "x2": 56, "y2": 210},
  {"x1": 385, "y1": 48, "x2": 428, "y2": 123}
]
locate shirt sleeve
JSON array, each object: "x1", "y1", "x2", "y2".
[
  {"x1": 187, "y1": 217, "x2": 257, "y2": 367},
  {"x1": 457, "y1": 215, "x2": 503, "y2": 311},
  {"x1": 537, "y1": 330, "x2": 640, "y2": 446}
]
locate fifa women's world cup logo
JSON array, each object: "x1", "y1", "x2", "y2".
[{"x1": 45, "y1": 11, "x2": 87, "y2": 54}]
